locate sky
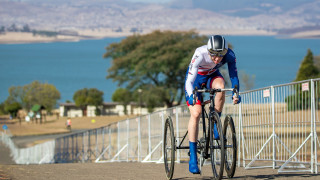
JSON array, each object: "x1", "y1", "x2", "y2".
[{"x1": 126, "y1": 0, "x2": 172, "y2": 3}]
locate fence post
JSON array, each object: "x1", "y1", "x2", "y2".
[
  {"x1": 127, "y1": 119, "x2": 129, "y2": 162},
  {"x1": 271, "y1": 86, "x2": 276, "y2": 169},
  {"x1": 108, "y1": 126, "x2": 111, "y2": 160},
  {"x1": 101, "y1": 127, "x2": 105, "y2": 159},
  {"x1": 311, "y1": 79, "x2": 315, "y2": 173},
  {"x1": 138, "y1": 117, "x2": 141, "y2": 162},
  {"x1": 148, "y1": 114, "x2": 151, "y2": 160},
  {"x1": 117, "y1": 122, "x2": 120, "y2": 161},
  {"x1": 161, "y1": 111, "x2": 165, "y2": 161},
  {"x1": 82, "y1": 133, "x2": 85, "y2": 162},
  {"x1": 314, "y1": 80, "x2": 318, "y2": 173},
  {"x1": 95, "y1": 129, "x2": 98, "y2": 158},
  {"x1": 238, "y1": 101, "x2": 242, "y2": 167}
]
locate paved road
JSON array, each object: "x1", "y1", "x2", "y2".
[
  {"x1": 1, "y1": 133, "x2": 320, "y2": 180},
  {"x1": 1, "y1": 162, "x2": 320, "y2": 180}
]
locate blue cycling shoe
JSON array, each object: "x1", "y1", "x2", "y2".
[
  {"x1": 213, "y1": 123, "x2": 219, "y2": 140},
  {"x1": 189, "y1": 141, "x2": 200, "y2": 174}
]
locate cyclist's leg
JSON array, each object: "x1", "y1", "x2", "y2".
[
  {"x1": 185, "y1": 70, "x2": 207, "y2": 143},
  {"x1": 188, "y1": 105, "x2": 201, "y2": 142},
  {"x1": 187, "y1": 103, "x2": 201, "y2": 174},
  {"x1": 207, "y1": 71, "x2": 225, "y2": 139},
  {"x1": 185, "y1": 73, "x2": 207, "y2": 174},
  {"x1": 208, "y1": 76, "x2": 225, "y2": 113}
]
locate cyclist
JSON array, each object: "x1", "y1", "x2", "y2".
[{"x1": 184, "y1": 35, "x2": 241, "y2": 174}]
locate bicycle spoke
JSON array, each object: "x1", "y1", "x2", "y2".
[
  {"x1": 210, "y1": 112, "x2": 225, "y2": 180},
  {"x1": 223, "y1": 115, "x2": 237, "y2": 178},
  {"x1": 164, "y1": 117, "x2": 175, "y2": 180}
]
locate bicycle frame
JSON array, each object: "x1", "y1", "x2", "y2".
[
  {"x1": 175, "y1": 87, "x2": 238, "y2": 153},
  {"x1": 175, "y1": 91, "x2": 212, "y2": 151}
]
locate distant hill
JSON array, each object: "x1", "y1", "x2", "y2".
[{"x1": 0, "y1": 0, "x2": 319, "y2": 35}]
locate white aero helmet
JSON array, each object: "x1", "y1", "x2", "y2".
[{"x1": 207, "y1": 35, "x2": 228, "y2": 57}]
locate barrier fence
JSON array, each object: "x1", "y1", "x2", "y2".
[{"x1": 1, "y1": 79, "x2": 320, "y2": 174}]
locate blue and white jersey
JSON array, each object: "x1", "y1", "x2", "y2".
[{"x1": 185, "y1": 45, "x2": 239, "y2": 97}]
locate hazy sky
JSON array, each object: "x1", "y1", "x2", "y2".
[{"x1": 126, "y1": 0, "x2": 172, "y2": 3}]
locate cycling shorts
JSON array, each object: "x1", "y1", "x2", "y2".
[{"x1": 185, "y1": 70, "x2": 224, "y2": 106}]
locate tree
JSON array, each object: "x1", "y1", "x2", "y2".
[
  {"x1": 0, "y1": 103, "x2": 6, "y2": 115},
  {"x1": 286, "y1": 49, "x2": 320, "y2": 111},
  {"x1": 240, "y1": 71, "x2": 255, "y2": 91},
  {"x1": 4, "y1": 101, "x2": 22, "y2": 118},
  {"x1": 73, "y1": 88, "x2": 104, "y2": 116},
  {"x1": 112, "y1": 88, "x2": 132, "y2": 114},
  {"x1": 22, "y1": 24, "x2": 31, "y2": 32},
  {"x1": 135, "y1": 85, "x2": 167, "y2": 112},
  {"x1": 295, "y1": 49, "x2": 319, "y2": 81},
  {"x1": 4, "y1": 81, "x2": 60, "y2": 112},
  {"x1": 0, "y1": 26, "x2": 5, "y2": 33},
  {"x1": 23, "y1": 81, "x2": 61, "y2": 112},
  {"x1": 104, "y1": 30, "x2": 208, "y2": 107},
  {"x1": 7, "y1": 23, "x2": 18, "y2": 32}
]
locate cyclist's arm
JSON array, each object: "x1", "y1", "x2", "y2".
[
  {"x1": 185, "y1": 51, "x2": 202, "y2": 97},
  {"x1": 226, "y1": 50, "x2": 240, "y2": 91}
]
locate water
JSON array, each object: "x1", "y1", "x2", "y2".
[
  {"x1": 0, "y1": 37, "x2": 123, "y2": 103},
  {"x1": 229, "y1": 36, "x2": 320, "y2": 89},
  {"x1": 0, "y1": 36, "x2": 320, "y2": 104}
]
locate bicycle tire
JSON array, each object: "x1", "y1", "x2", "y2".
[
  {"x1": 163, "y1": 116, "x2": 175, "y2": 180},
  {"x1": 223, "y1": 115, "x2": 237, "y2": 178},
  {"x1": 209, "y1": 112, "x2": 225, "y2": 180}
]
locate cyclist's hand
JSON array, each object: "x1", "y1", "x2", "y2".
[
  {"x1": 232, "y1": 94, "x2": 241, "y2": 104},
  {"x1": 188, "y1": 94, "x2": 196, "y2": 105}
]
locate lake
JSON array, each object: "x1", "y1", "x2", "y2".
[{"x1": 0, "y1": 36, "x2": 320, "y2": 103}]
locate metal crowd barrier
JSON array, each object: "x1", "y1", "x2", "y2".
[{"x1": 1, "y1": 78, "x2": 319, "y2": 174}]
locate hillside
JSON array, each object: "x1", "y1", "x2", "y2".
[{"x1": 0, "y1": 0, "x2": 319, "y2": 37}]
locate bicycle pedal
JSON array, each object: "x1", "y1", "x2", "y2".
[{"x1": 200, "y1": 137, "x2": 205, "y2": 143}]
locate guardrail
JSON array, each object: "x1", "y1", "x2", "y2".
[{"x1": 1, "y1": 78, "x2": 319, "y2": 173}]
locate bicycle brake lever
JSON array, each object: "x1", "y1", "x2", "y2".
[
  {"x1": 232, "y1": 85, "x2": 239, "y2": 105},
  {"x1": 233, "y1": 85, "x2": 239, "y2": 97}
]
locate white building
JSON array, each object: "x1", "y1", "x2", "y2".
[{"x1": 59, "y1": 102, "x2": 165, "y2": 117}]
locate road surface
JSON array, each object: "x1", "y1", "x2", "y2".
[
  {"x1": 1, "y1": 161, "x2": 320, "y2": 180},
  {"x1": 1, "y1": 134, "x2": 320, "y2": 180}
]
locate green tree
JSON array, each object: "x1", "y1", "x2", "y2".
[
  {"x1": 112, "y1": 88, "x2": 132, "y2": 114},
  {"x1": 286, "y1": 49, "x2": 320, "y2": 111},
  {"x1": 4, "y1": 101, "x2": 22, "y2": 118},
  {"x1": 0, "y1": 103, "x2": 5, "y2": 115},
  {"x1": 22, "y1": 24, "x2": 31, "y2": 32},
  {"x1": 73, "y1": 88, "x2": 104, "y2": 116},
  {"x1": 4, "y1": 81, "x2": 60, "y2": 112},
  {"x1": 135, "y1": 85, "x2": 167, "y2": 112},
  {"x1": 295, "y1": 49, "x2": 319, "y2": 81},
  {"x1": 104, "y1": 30, "x2": 207, "y2": 107},
  {"x1": 23, "y1": 81, "x2": 61, "y2": 112}
]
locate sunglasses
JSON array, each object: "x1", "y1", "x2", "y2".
[{"x1": 208, "y1": 49, "x2": 227, "y2": 57}]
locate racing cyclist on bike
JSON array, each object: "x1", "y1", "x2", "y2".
[{"x1": 184, "y1": 35, "x2": 241, "y2": 174}]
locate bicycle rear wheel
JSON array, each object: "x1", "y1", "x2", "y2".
[
  {"x1": 209, "y1": 112, "x2": 225, "y2": 180},
  {"x1": 223, "y1": 115, "x2": 237, "y2": 178},
  {"x1": 163, "y1": 116, "x2": 175, "y2": 180}
]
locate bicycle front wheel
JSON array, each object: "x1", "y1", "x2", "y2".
[
  {"x1": 223, "y1": 115, "x2": 237, "y2": 178},
  {"x1": 163, "y1": 116, "x2": 175, "y2": 180},
  {"x1": 209, "y1": 112, "x2": 225, "y2": 180}
]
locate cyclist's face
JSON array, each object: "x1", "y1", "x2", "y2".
[{"x1": 209, "y1": 54, "x2": 223, "y2": 64}]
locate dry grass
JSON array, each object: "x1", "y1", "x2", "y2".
[{"x1": 0, "y1": 114, "x2": 137, "y2": 136}]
